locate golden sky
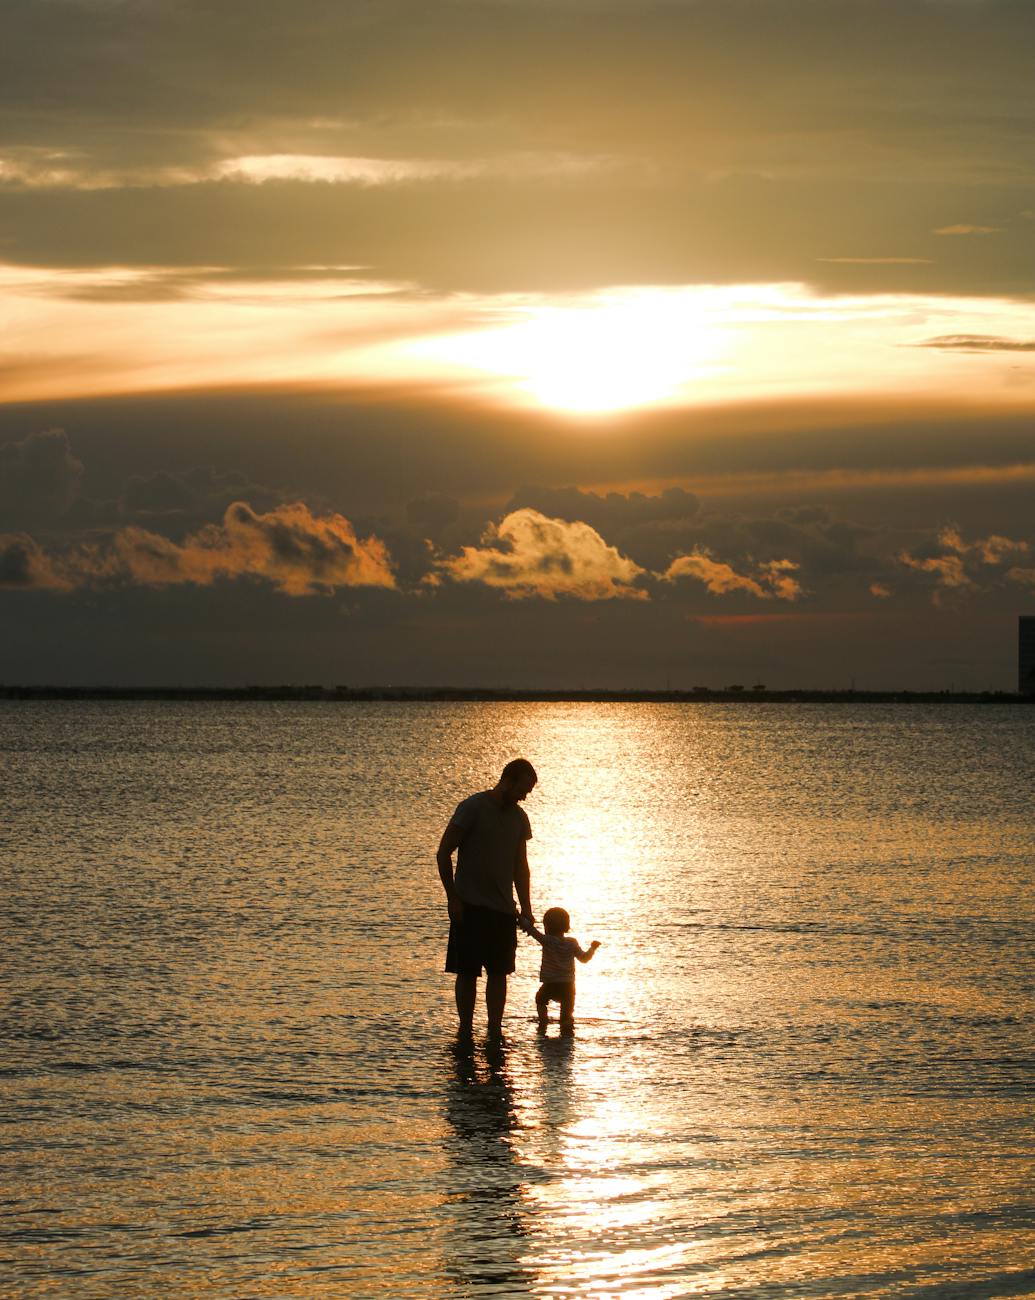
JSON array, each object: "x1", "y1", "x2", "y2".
[{"x1": 2, "y1": 0, "x2": 1034, "y2": 688}]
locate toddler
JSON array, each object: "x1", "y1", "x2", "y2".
[{"x1": 524, "y1": 906, "x2": 600, "y2": 1031}]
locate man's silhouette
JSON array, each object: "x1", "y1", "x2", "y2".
[{"x1": 437, "y1": 758, "x2": 537, "y2": 1038}]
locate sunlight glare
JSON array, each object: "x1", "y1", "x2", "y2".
[{"x1": 415, "y1": 290, "x2": 725, "y2": 413}]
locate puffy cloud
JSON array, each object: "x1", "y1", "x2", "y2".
[
  {"x1": 899, "y1": 524, "x2": 1032, "y2": 601},
  {"x1": 978, "y1": 535, "x2": 1030, "y2": 565},
  {"x1": 435, "y1": 508, "x2": 646, "y2": 600},
  {"x1": 899, "y1": 551, "x2": 972, "y2": 591},
  {"x1": 0, "y1": 533, "x2": 71, "y2": 590},
  {"x1": 1008, "y1": 567, "x2": 1035, "y2": 588},
  {"x1": 759, "y1": 559, "x2": 806, "y2": 602},
  {"x1": 0, "y1": 428, "x2": 84, "y2": 525},
  {"x1": 125, "y1": 501, "x2": 395, "y2": 594},
  {"x1": 5, "y1": 501, "x2": 396, "y2": 596},
  {"x1": 620, "y1": 497, "x2": 880, "y2": 589},
  {"x1": 662, "y1": 551, "x2": 803, "y2": 601},
  {"x1": 664, "y1": 552, "x2": 767, "y2": 597},
  {"x1": 505, "y1": 485, "x2": 705, "y2": 574},
  {"x1": 937, "y1": 525, "x2": 1028, "y2": 565}
]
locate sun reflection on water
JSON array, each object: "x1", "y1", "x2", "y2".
[
  {"x1": 4, "y1": 702, "x2": 1033, "y2": 1296},
  {"x1": 431, "y1": 703, "x2": 1035, "y2": 1298}
]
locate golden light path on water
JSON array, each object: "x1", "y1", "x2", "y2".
[
  {"x1": 421, "y1": 704, "x2": 1034, "y2": 1298},
  {"x1": 2, "y1": 700, "x2": 1033, "y2": 1297}
]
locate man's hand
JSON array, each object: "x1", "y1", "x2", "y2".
[
  {"x1": 448, "y1": 896, "x2": 465, "y2": 924},
  {"x1": 518, "y1": 911, "x2": 536, "y2": 933}
]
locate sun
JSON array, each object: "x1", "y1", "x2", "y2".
[{"x1": 414, "y1": 289, "x2": 723, "y2": 414}]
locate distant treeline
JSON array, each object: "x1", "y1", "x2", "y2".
[{"x1": 1, "y1": 685, "x2": 1031, "y2": 703}]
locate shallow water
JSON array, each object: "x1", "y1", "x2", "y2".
[{"x1": 1, "y1": 701, "x2": 1033, "y2": 1297}]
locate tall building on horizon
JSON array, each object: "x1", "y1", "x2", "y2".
[{"x1": 1020, "y1": 616, "x2": 1035, "y2": 695}]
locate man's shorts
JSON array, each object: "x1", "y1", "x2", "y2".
[{"x1": 445, "y1": 903, "x2": 518, "y2": 976}]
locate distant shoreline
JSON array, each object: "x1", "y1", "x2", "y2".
[{"x1": 1, "y1": 685, "x2": 1032, "y2": 704}]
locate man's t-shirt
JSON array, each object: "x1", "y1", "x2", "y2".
[{"x1": 450, "y1": 791, "x2": 532, "y2": 915}]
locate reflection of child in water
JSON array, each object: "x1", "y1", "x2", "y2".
[{"x1": 522, "y1": 906, "x2": 600, "y2": 1031}]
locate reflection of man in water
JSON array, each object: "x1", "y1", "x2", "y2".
[
  {"x1": 443, "y1": 1041, "x2": 530, "y2": 1291},
  {"x1": 437, "y1": 758, "x2": 537, "y2": 1038}
]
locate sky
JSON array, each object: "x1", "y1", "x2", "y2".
[{"x1": 2, "y1": 0, "x2": 1034, "y2": 690}]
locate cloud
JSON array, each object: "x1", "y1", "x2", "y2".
[
  {"x1": 816, "y1": 257, "x2": 934, "y2": 264},
  {"x1": 6, "y1": 501, "x2": 396, "y2": 596},
  {"x1": 215, "y1": 152, "x2": 607, "y2": 187},
  {"x1": 937, "y1": 525, "x2": 1029, "y2": 564},
  {"x1": 406, "y1": 491, "x2": 461, "y2": 536},
  {"x1": 0, "y1": 533, "x2": 72, "y2": 590},
  {"x1": 480, "y1": 492, "x2": 897, "y2": 605},
  {"x1": 1007, "y1": 567, "x2": 1035, "y2": 588},
  {"x1": 914, "y1": 334, "x2": 1035, "y2": 352},
  {"x1": 120, "y1": 470, "x2": 195, "y2": 516},
  {"x1": 0, "y1": 428, "x2": 84, "y2": 525},
  {"x1": 508, "y1": 484, "x2": 700, "y2": 530},
  {"x1": 13, "y1": 263, "x2": 403, "y2": 305},
  {"x1": 118, "y1": 465, "x2": 282, "y2": 525},
  {"x1": 933, "y1": 225, "x2": 1001, "y2": 236},
  {"x1": 662, "y1": 550, "x2": 803, "y2": 600},
  {"x1": 435, "y1": 508, "x2": 646, "y2": 600},
  {"x1": 0, "y1": 152, "x2": 209, "y2": 192},
  {"x1": 121, "y1": 501, "x2": 396, "y2": 594},
  {"x1": 899, "y1": 551, "x2": 972, "y2": 592},
  {"x1": 501, "y1": 485, "x2": 707, "y2": 573},
  {"x1": 0, "y1": 148, "x2": 611, "y2": 192},
  {"x1": 759, "y1": 559, "x2": 806, "y2": 601},
  {"x1": 4, "y1": 2, "x2": 1035, "y2": 299},
  {"x1": 898, "y1": 525, "x2": 1030, "y2": 601},
  {"x1": 869, "y1": 582, "x2": 892, "y2": 598}
]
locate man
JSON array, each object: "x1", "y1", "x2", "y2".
[{"x1": 437, "y1": 758, "x2": 537, "y2": 1038}]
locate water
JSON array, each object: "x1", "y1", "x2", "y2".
[{"x1": 1, "y1": 701, "x2": 1033, "y2": 1298}]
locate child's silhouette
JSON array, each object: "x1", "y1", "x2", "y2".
[{"x1": 522, "y1": 906, "x2": 600, "y2": 1033}]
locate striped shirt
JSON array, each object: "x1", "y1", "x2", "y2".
[{"x1": 539, "y1": 934, "x2": 580, "y2": 983}]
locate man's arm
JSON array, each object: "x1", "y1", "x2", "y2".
[
  {"x1": 514, "y1": 838, "x2": 533, "y2": 925},
  {"x1": 437, "y1": 823, "x2": 466, "y2": 922}
]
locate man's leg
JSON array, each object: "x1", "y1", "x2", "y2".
[
  {"x1": 485, "y1": 973, "x2": 507, "y2": 1037},
  {"x1": 455, "y1": 974, "x2": 477, "y2": 1034}
]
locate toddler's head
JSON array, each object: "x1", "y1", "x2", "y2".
[{"x1": 543, "y1": 906, "x2": 570, "y2": 936}]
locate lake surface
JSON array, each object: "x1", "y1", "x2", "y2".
[{"x1": 1, "y1": 701, "x2": 1033, "y2": 1298}]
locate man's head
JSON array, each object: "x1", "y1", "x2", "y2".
[
  {"x1": 543, "y1": 907, "x2": 570, "y2": 936},
  {"x1": 498, "y1": 757, "x2": 537, "y2": 804}
]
